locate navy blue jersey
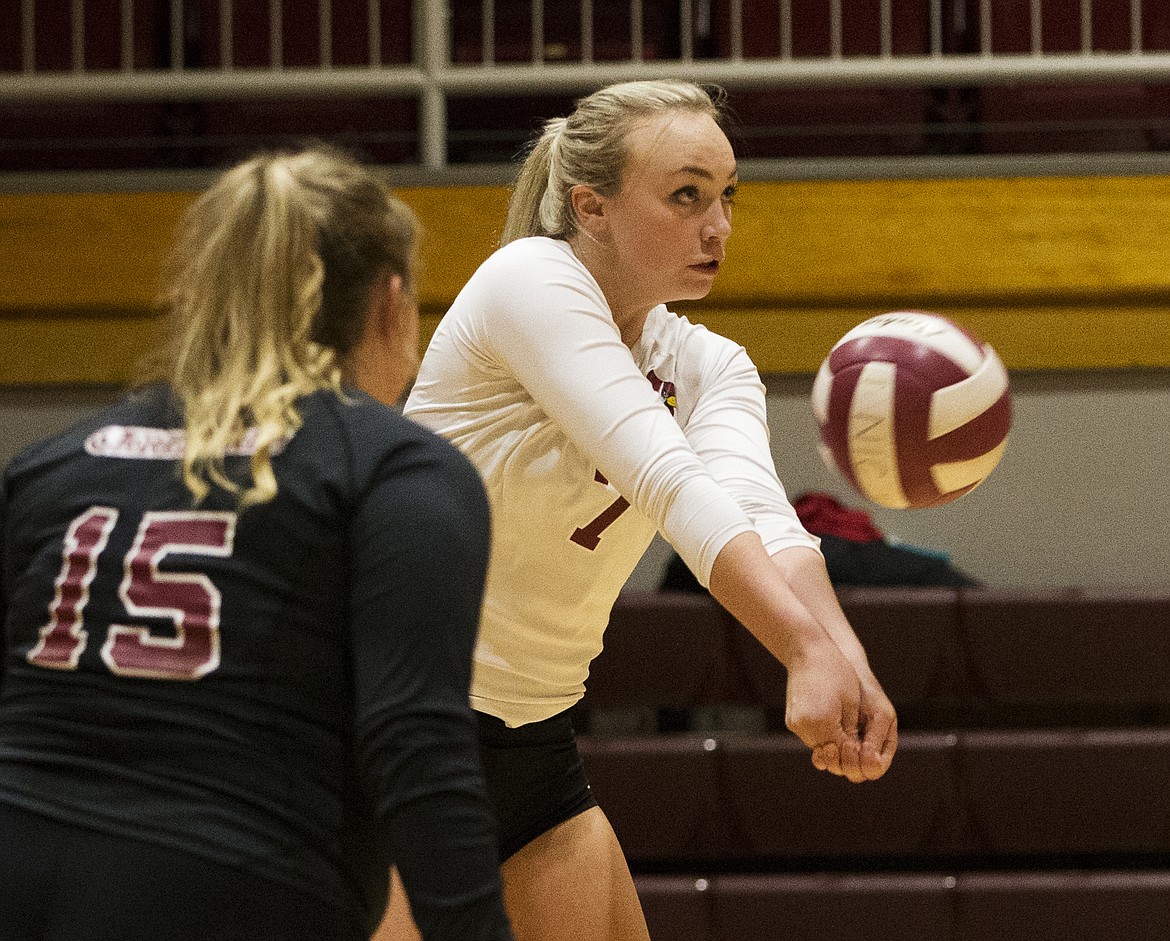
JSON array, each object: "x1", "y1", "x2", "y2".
[{"x1": 0, "y1": 384, "x2": 509, "y2": 939}]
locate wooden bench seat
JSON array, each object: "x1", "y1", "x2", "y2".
[{"x1": 580, "y1": 727, "x2": 1170, "y2": 865}]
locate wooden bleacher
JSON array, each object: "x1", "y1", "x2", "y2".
[{"x1": 579, "y1": 587, "x2": 1170, "y2": 941}]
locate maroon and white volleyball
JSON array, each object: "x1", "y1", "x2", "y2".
[{"x1": 811, "y1": 312, "x2": 1012, "y2": 510}]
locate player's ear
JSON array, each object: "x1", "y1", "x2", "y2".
[
  {"x1": 379, "y1": 273, "x2": 409, "y2": 337},
  {"x1": 570, "y1": 184, "x2": 608, "y2": 241}
]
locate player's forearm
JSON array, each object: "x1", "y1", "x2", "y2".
[
  {"x1": 372, "y1": 714, "x2": 513, "y2": 941},
  {"x1": 707, "y1": 531, "x2": 837, "y2": 668},
  {"x1": 770, "y1": 545, "x2": 870, "y2": 671},
  {"x1": 391, "y1": 800, "x2": 513, "y2": 941}
]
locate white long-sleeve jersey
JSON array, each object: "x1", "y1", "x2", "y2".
[{"x1": 404, "y1": 237, "x2": 818, "y2": 726}]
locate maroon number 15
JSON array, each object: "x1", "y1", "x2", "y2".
[{"x1": 27, "y1": 507, "x2": 236, "y2": 681}]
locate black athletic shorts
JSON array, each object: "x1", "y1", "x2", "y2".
[
  {"x1": 0, "y1": 801, "x2": 365, "y2": 941},
  {"x1": 476, "y1": 706, "x2": 599, "y2": 862}
]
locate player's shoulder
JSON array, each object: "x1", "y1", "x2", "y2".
[
  {"x1": 492, "y1": 235, "x2": 576, "y2": 264},
  {"x1": 448, "y1": 237, "x2": 602, "y2": 339},
  {"x1": 297, "y1": 388, "x2": 483, "y2": 491},
  {"x1": 297, "y1": 387, "x2": 431, "y2": 455},
  {"x1": 475, "y1": 236, "x2": 584, "y2": 285}
]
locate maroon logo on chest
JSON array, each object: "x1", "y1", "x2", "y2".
[{"x1": 647, "y1": 370, "x2": 677, "y2": 415}]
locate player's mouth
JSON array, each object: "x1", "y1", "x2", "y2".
[{"x1": 689, "y1": 259, "x2": 721, "y2": 275}]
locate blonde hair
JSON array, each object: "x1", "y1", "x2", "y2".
[
  {"x1": 151, "y1": 146, "x2": 418, "y2": 507},
  {"x1": 501, "y1": 80, "x2": 726, "y2": 246}
]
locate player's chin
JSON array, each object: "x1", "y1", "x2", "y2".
[{"x1": 677, "y1": 271, "x2": 719, "y2": 299}]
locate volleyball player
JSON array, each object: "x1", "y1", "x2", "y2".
[
  {"x1": 0, "y1": 147, "x2": 512, "y2": 941},
  {"x1": 395, "y1": 81, "x2": 898, "y2": 940}
]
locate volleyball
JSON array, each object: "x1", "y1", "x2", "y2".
[{"x1": 811, "y1": 311, "x2": 1012, "y2": 510}]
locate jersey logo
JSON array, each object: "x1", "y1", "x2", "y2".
[
  {"x1": 647, "y1": 370, "x2": 677, "y2": 415},
  {"x1": 85, "y1": 425, "x2": 287, "y2": 460}
]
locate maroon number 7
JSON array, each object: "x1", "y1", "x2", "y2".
[
  {"x1": 569, "y1": 471, "x2": 630, "y2": 551},
  {"x1": 27, "y1": 506, "x2": 236, "y2": 681}
]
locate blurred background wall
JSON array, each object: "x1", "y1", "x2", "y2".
[{"x1": 2, "y1": 0, "x2": 1168, "y2": 589}]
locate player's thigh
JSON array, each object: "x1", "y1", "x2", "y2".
[
  {"x1": 371, "y1": 868, "x2": 421, "y2": 941},
  {"x1": 501, "y1": 805, "x2": 650, "y2": 941}
]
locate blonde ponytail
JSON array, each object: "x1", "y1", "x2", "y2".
[
  {"x1": 151, "y1": 146, "x2": 417, "y2": 507},
  {"x1": 501, "y1": 118, "x2": 566, "y2": 246}
]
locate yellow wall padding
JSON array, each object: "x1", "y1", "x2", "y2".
[{"x1": 2, "y1": 175, "x2": 1168, "y2": 384}]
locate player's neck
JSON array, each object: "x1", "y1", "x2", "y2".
[{"x1": 569, "y1": 237, "x2": 654, "y2": 349}]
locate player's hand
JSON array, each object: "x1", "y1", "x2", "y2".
[
  {"x1": 783, "y1": 637, "x2": 866, "y2": 781},
  {"x1": 806, "y1": 663, "x2": 897, "y2": 783},
  {"x1": 854, "y1": 666, "x2": 897, "y2": 781}
]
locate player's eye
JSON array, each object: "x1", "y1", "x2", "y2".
[
  {"x1": 672, "y1": 185, "x2": 700, "y2": 204},
  {"x1": 722, "y1": 184, "x2": 738, "y2": 205}
]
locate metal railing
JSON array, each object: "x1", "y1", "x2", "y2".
[{"x1": 4, "y1": 0, "x2": 1170, "y2": 169}]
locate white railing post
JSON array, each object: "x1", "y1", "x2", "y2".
[
  {"x1": 270, "y1": 0, "x2": 282, "y2": 70},
  {"x1": 170, "y1": 0, "x2": 184, "y2": 70},
  {"x1": 71, "y1": 0, "x2": 85, "y2": 73},
  {"x1": 368, "y1": 0, "x2": 381, "y2": 67},
  {"x1": 221, "y1": 0, "x2": 233, "y2": 70},
  {"x1": 20, "y1": 0, "x2": 34, "y2": 74},
  {"x1": 121, "y1": 0, "x2": 135, "y2": 71},
  {"x1": 980, "y1": 0, "x2": 992, "y2": 56},
  {"x1": 728, "y1": 0, "x2": 741, "y2": 61},
  {"x1": 581, "y1": 0, "x2": 593, "y2": 63},
  {"x1": 417, "y1": 0, "x2": 449, "y2": 171},
  {"x1": 483, "y1": 0, "x2": 495, "y2": 64},
  {"x1": 631, "y1": 0, "x2": 644, "y2": 63},
  {"x1": 830, "y1": 0, "x2": 842, "y2": 60},
  {"x1": 780, "y1": 0, "x2": 792, "y2": 59},
  {"x1": 321, "y1": 0, "x2": 333, "y2": 69}
]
